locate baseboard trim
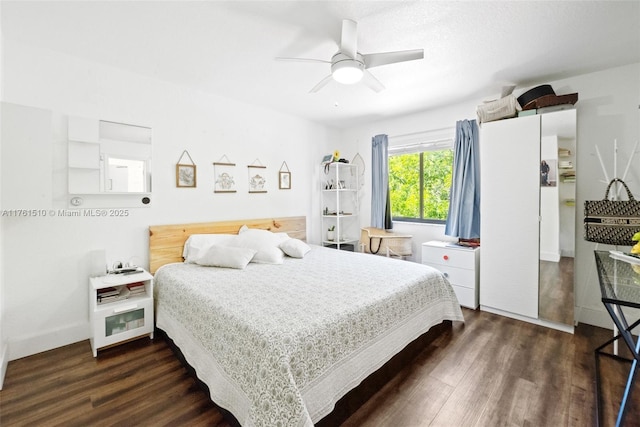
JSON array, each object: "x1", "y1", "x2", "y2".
[
  {"x1": 480, "y1": 305, "x2": 575, "y2": 334},
  {"x1": 8, "y1": 322, "x2": 88, "y2": 361},
  {"x1": 575, "y1": 306, "x2": 618, "y2": 330},
  {"x1": 480, "y1": 304, "x2": 627, "y2": 333},
  {"x1": 0, "y1": 343, "x2": 8, "y2": 390}
]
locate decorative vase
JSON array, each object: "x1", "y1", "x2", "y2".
[{"x1": 327, "y1": 230, "x2": 335, "y2": 241}]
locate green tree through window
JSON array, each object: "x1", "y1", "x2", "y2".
[{"x1": 389, "y1": 148, "x2": 453, "y2": 223}]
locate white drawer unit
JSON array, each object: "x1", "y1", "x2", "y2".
[
  {"x1": 421, "y1": 241, "x2": 480, "y2": 309},
  {"x1": 89, "y1": 269, "x2": 154, "y2": 356}
]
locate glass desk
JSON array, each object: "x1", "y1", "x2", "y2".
[{"x1": 594, "y1": 251, "x2": 640, "y2": 427}]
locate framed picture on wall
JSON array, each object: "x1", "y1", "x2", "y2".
[
  {"x1": 214, "y1": 160, "x2": 236, "y2": 193},
  {"x1": 248, "y1": 162, "x2": 267, "y2": 193},
  {"x1": 279, "y1": 171, "x2": 291, "y2": 189},
  {"x1": 176, "y1": 164, "x2": 196, "y2": 187}
]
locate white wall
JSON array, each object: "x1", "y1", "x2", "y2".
[
  {"x1": 340, "y1": 62, "x2": 640, "y2": 329},
  {"x1": 0, "y1": 39, "x2": 336, "y2": 360},
  {"x1": 0, "y1": 3, "x2": 7, "y2": 388}
]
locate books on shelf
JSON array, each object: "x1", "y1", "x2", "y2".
[
  {"x1": 97, "y1": 283, "x2": 146, "y2": 304},
  {"x1": 558, "y1": 160, "x2": 573, "y2": 169},
  {"x1": 97, "y1": 287, "x2": 128, "y2": 304},
  {"x1": 127, "y1": 282, "x2": 146, "y2": 295},
  {"x1": 558, "y1": 148, "x2": 572, "y2": 157},
  {"x1": 97, "y1": 287, "x2": 119, "y2": 297},
  {"x1": 560, "y1": 171, "x2": 576, "y2": 182}
]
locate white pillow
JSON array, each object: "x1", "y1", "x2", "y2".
[
  {"x1": 194, "y1": 245, "x2": 256, "y2": 269},
  {"x1": 232, "y1": 227, "x2": 288, "y2": 264},
  {"x1": 238, "y1": 225, "x2": 289, "y2": 242},
  {"x1": 183, "y1": 234, "x2": 236, "y2": 263},
  {"x1": 250, "y1": 246, "x2": 285, "y2": 264},
  {"x1": 280, "y1": 239, "x2": 311, "y2": 258}
]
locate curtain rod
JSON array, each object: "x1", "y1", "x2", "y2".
[
  {"x1": 388, "y1": 139, "x2": 453, "y2": 154},
  {"x1": 388, "y1": 126, "x2": 455, "y2": 140}
]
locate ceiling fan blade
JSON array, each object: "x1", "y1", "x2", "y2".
[
  {"x1": 363, "y1": 49, "x2": 424, "y2": 68},
  {"x1": 340, "y1": 19, "x2": 358, "y2": 59},
  {"x1": 362, "y1": 70, "x2": 385, "y2": 93},
  {"x1": 309, "y1": 75, "x2": 333, "y2": 93},
  {"x1": 275, "y1": 57, "x2": 331, "y2": 64}
]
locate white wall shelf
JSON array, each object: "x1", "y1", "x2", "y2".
[{"x1": 320, "y1": 162, "x2": 359, "y2": 250}]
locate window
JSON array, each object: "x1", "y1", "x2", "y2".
[{"x1": 388, "y1": 140, "x2": 453, "y2": 223}]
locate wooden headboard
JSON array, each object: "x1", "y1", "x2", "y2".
[{"x1": 148, "y1": 216, "x2": 306, "y2": 274}]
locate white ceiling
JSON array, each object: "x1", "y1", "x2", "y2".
[{"x1": 2, "y1": 1, "x2": 639, "y2": 129}]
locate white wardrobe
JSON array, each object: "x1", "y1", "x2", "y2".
[{"x1": 479, "y1": 109, "x2": 576, "y2": 331}]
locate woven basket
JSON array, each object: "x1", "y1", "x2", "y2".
[{"x1": 360, "y1": 227, "x2": 413, "y2": 257}]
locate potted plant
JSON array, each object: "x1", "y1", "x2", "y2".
[{"x1": 327, "y1": 225, "x2": 335, "y2": 241}]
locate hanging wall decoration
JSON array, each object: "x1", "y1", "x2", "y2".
[
  {"x1": 248, "y1": 159, "x2": 267, "y2": 193},
  {"x1": 351, "y1": 152, "x2": 365, "y2": 189},
  {"x1": 213, "y1": 155, "x2": 236, "y2": 193},
  {"x1": 278, "y1": 161, "x2": 291, "y2": 190},
  {"x1": 176, "y1": 150, "x2": 196, "y2": 188}
]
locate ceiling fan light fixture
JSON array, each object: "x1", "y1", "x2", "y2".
[
  {"x1": 277, "y1": 20, "x2": 423, "y2": 93},
  {"x1": 331, "y1": 59, "x2": 364, "y2": 84}
]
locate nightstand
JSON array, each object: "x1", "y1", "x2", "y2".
[
  {"x1": 89, "y1": 269, "x2": 154, "y2": 357},
  {"x1": 421, "y1": 241, "x2": 480, "y2": 309}
]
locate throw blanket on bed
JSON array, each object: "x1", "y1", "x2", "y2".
[{"x1": 155, "y1": 245, "x2": 463, "y2": 427}]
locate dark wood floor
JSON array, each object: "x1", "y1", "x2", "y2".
[
  {"x1": 1, "y1": 309, "x2": 638, "y2": 426},
  {"x1": 539, "y1": 257, "x2": 574, "y2": 326}
]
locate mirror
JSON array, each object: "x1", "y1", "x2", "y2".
[
  {"x1": 538, "y1": 109, "x2": 576, "y2": 326},
  {"x1": 99, "y1": 120, "x2": 152, "y2": 193},
  {"x1": 106, "y1": 157, "x2": 147, "y2": 192},
  {"x1": 68, "y1": 119, "x2": 152, "y2": 195}
]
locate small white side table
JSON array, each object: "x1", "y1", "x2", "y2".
[
  {"x1": 89, "y1": 269, "x2": 154, "y2": 357},
  {"x1": 421, "y1": 241, "x2": 480, "y2": 309}
]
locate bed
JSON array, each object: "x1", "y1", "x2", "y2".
[{"x1": 149, "y1": 216, "x2": 464, "y2": 427}]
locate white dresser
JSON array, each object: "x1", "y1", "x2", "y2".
[{"x1": 421, "y1": 241, "x2": 480, "y2": 309}]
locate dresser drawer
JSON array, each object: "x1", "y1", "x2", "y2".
[
  {"x1": 424, "y1": 263, "x2": 475, "y2": 289},
  {"x1": 422, "y1": 241, "x2": 479, "y2": 309},
  {"x1": 451, "y1": 284, "x2": 478, "y2": 309},
  {"x1": 422, "y1": 243, "x2": 476, "y2": 270}
]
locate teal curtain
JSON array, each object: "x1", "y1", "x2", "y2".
[
  {"x1": 371, "y1": 134, "x2": 392, "y2": 229},
  {"x1": 445, "y1": 120, "x2": 480, "y2": 239}
]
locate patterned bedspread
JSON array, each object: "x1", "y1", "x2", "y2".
[{"x1": 154, "y1": 245, "x2": 463, "y2": 427}]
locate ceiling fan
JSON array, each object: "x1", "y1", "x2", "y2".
[{"x1": 276, "y1": 19, "x2": 424, "y2": 93}]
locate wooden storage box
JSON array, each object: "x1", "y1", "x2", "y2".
[{"x1": 360, "y1": 227, "x2": 412, "y2": 257}]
